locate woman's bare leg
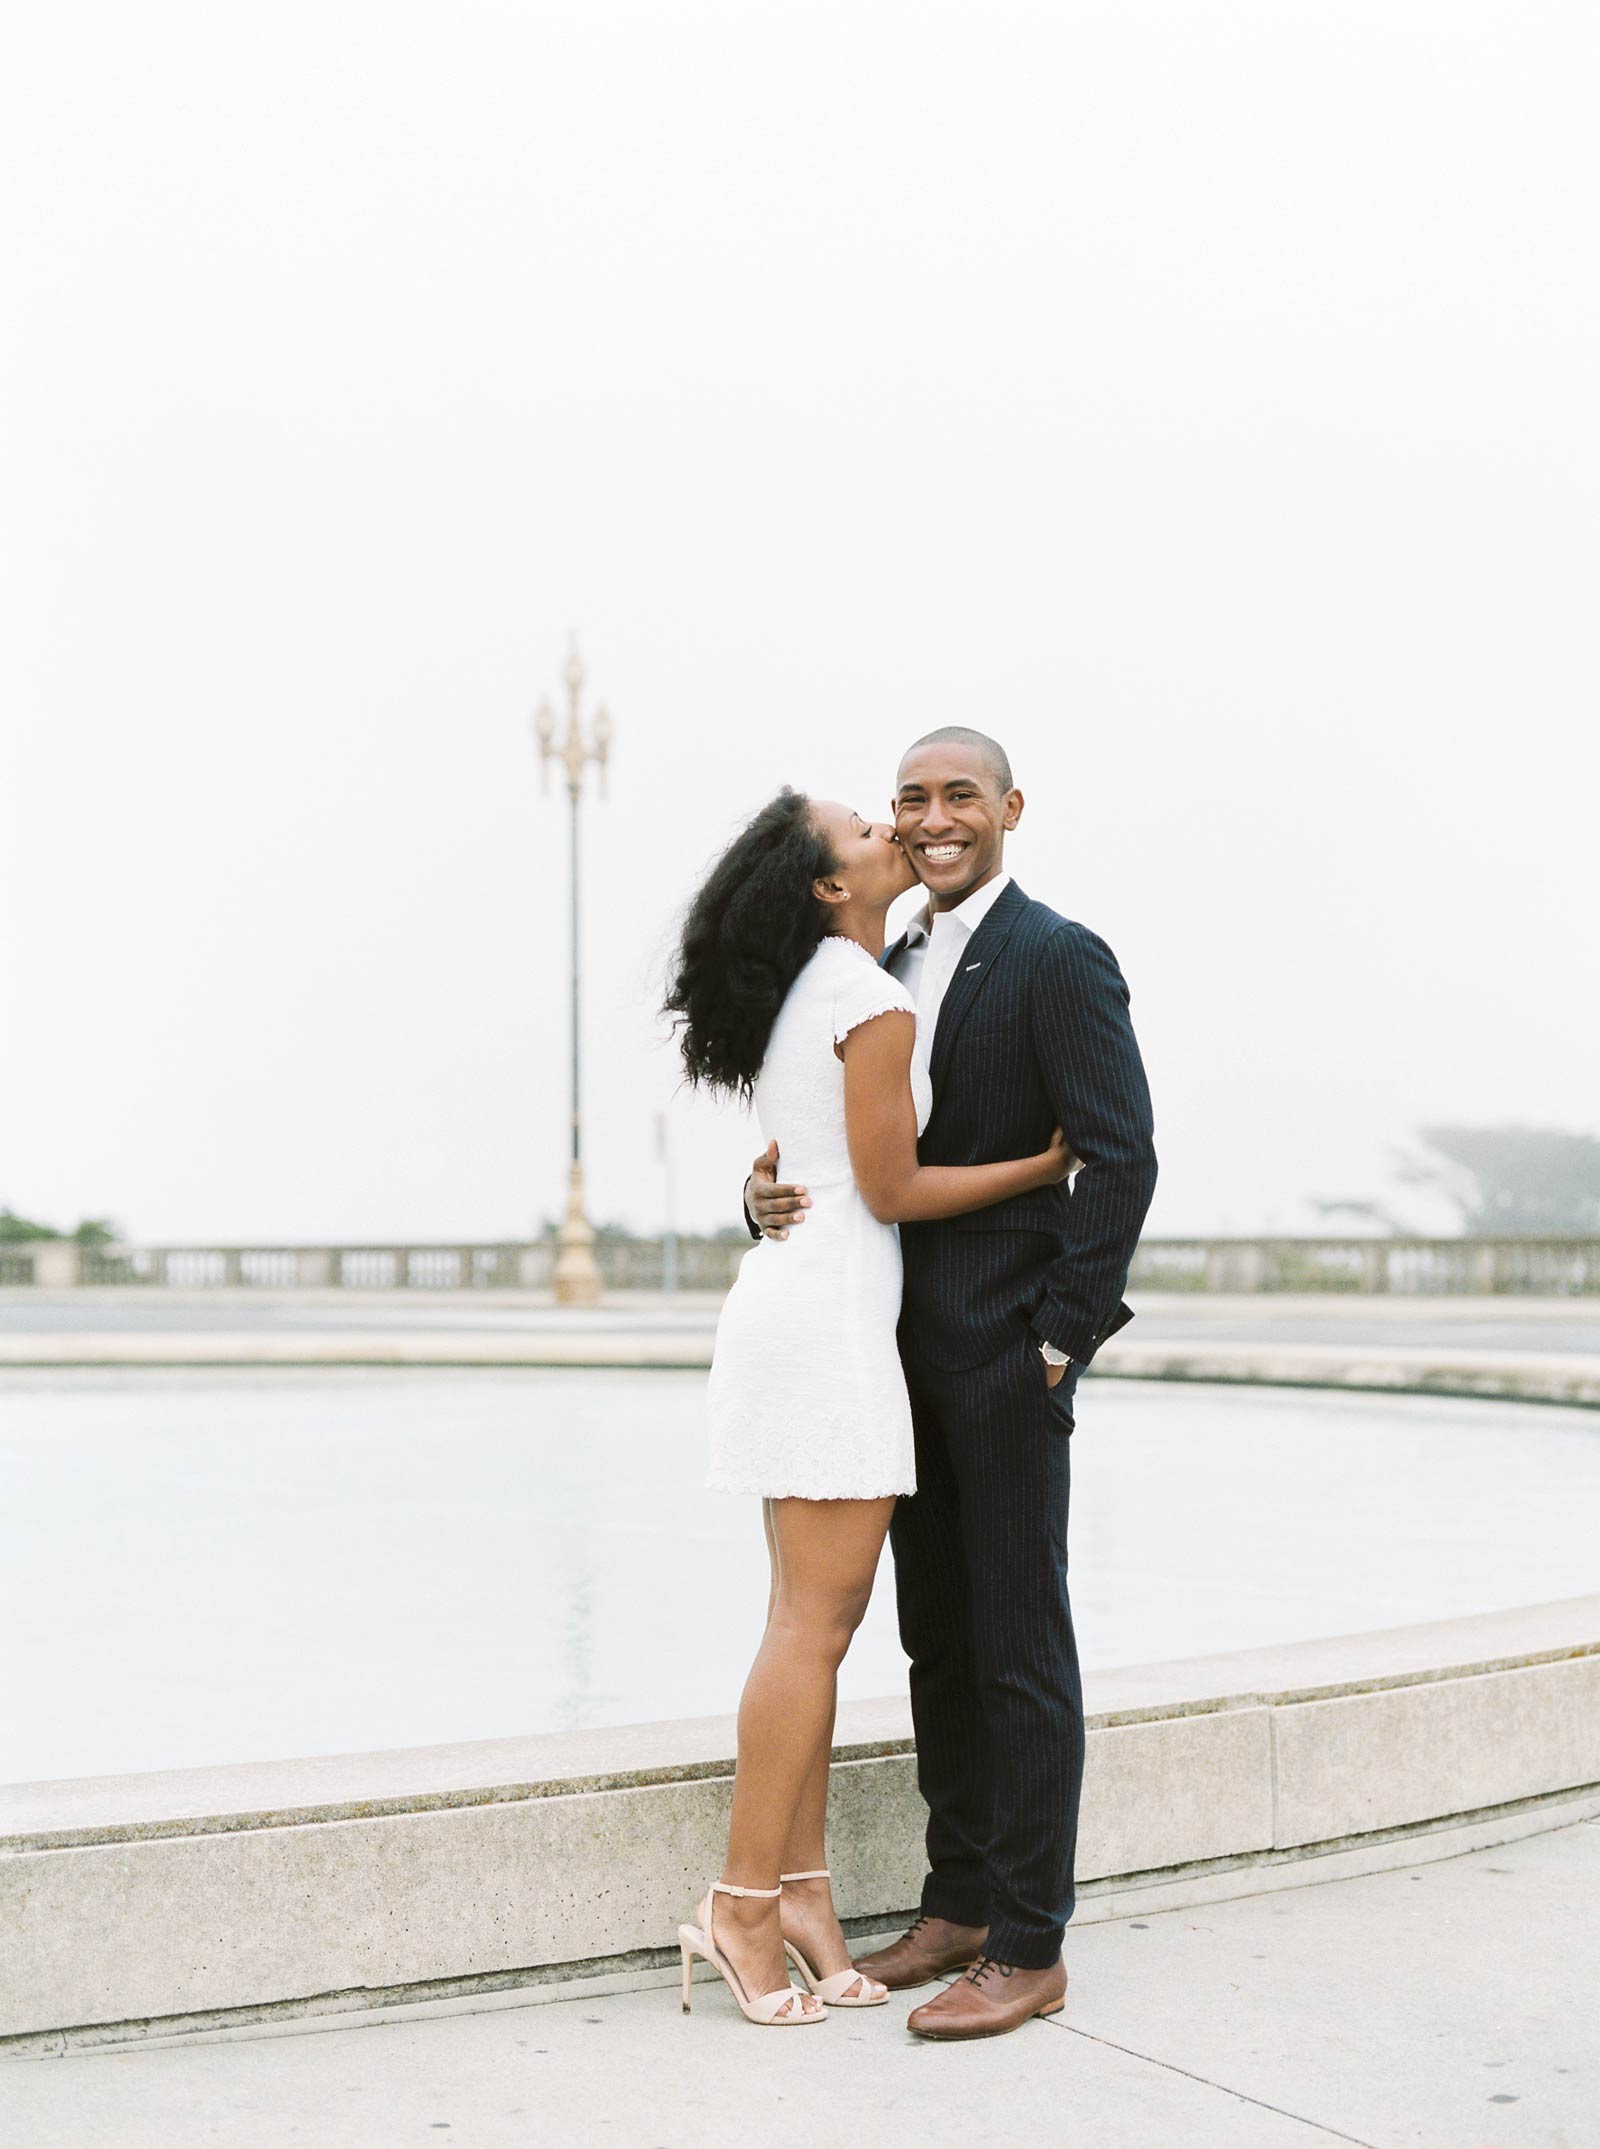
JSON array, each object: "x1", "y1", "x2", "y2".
[
  {"x1": 711, "y1": 1495, "x2": 895, "y2": 2008},
  {"x1": 759, "y1": 1499, "x2": 861, "y2": 1981},
  {"x1": 761, "y1": 1500, "x2": 837, "y2": 1884}
]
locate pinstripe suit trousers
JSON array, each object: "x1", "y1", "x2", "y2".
[{"x1": 889, "y1": 1334, "x2": 1085, "y2": 1969}]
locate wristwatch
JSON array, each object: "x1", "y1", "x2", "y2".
[{"x1": 1038, "y1": 1340, "x2": 1070, "y2": 1369}]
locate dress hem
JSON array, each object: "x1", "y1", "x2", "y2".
[{"x1": 707, "y1": 1481, "x2": 917, "y2": 1501}]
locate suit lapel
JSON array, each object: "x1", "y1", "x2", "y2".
[
  {"x1": 880, "y1": 932, "x2": 910, "y2": 972},
  {"x1": 928, "y1": 880, "x2": 1026, "y2": 1095}
]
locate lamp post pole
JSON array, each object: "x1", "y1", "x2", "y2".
[{"x1": 534, "y1": 640, "x2": 611, "y2": 1306}]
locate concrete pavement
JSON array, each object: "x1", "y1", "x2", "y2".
[{"x1": 6, "y1": 1815, "x2": 1593, "y2": 2149}]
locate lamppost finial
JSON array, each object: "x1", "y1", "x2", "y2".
[{"x1": 536, "y1": 636, "x2": 609, "y2": 803}]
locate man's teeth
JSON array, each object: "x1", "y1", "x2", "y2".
[{"x1": 922, "y1": 844, "x2": 965, "y2": 862}]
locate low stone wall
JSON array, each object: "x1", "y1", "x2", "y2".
[{"x1": 4, "y1": 1596, "x2": 1597, "y2": 2053}]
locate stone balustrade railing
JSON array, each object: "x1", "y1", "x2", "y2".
[
  {"x1": 1130, "y1": 1235, "x2": 1600, "y2": 1296},
  {"x1": 3, "y1": 1235, "x2": 1599, "y2": 1295},
  {"x1": 0, "y1": 1237, "x2": 744, "y2": 1293}
]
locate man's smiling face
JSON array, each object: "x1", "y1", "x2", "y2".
[{"x1": 894, "y1": 739, "x2": 1023, "y2": 909}]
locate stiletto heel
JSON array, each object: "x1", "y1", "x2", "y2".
[
  {"x1": 779, "y1": 1868, "x2": 889, "y2": 2008},
  {"x1": 677, "y1": 1881, "x2": 826, "y2": 2026}
]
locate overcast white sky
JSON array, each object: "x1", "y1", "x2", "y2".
[{"x1": 3, "y1": 1, "x2": 1595, "y2": 1246}]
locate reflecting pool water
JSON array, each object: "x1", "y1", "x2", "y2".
[{"x1": 3, "y1": 1368, "x2": 1596, "y2": 1782}]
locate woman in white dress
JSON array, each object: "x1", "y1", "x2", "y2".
[{"x1": 662, "y1": 788, "x2": 1072, "y2": 2026}]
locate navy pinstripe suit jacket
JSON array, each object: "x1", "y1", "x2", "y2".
[{"x1": 887, "y1": 879, "x2": 1157, "y2": 1375}]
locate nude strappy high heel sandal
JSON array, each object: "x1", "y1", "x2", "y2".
[
  {"x1": 679, "y1": 1881, "x2": 827, "y2": 2025},
  {"x1": 779, "y1": 1869, "x2": 889, "y2": 2008}
]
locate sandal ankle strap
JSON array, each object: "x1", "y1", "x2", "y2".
[
  {"x1": 711, "y1": 1879, "x2": 782, "y2": 1899},
  {"x1": 779, "y1": 1869, "x2": 831, "y2": 1882}
]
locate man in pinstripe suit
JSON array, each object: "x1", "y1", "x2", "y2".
[{"x1": 747, "y1": 727, "x2": 1157, "y2": 2038}]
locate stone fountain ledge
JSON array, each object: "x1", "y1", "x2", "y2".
[{"x1": 4, "y1": 1596, "x2": 1598, "y2": 2054}]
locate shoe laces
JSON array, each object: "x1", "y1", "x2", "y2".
[{"x1": 964, "y1": 1954, "x2": 1016, "y2": 1988}]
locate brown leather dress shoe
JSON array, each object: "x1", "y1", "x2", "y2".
[
  {"x1": 851, "y1": 1914, "x2": 990, "y2": 1991},
  {"x1": 906, "y1": 1954, "x2": 1067, "y2": 2039}
]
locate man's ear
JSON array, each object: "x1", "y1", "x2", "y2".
[
  {"x1": 812, "y1": 875, "x2": 849, "y2": 909},
  {"x1": 1003, "y1": 787, "x2": 1024, "y2": 832}
]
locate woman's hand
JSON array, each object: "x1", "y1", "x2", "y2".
[{"x1": 1035, "y1": 1126, "x2": 1081, "y2": 1187}]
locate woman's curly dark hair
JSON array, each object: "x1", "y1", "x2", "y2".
[{"x1": 663, "y1": 787, "x2": 837, "y2": 1100}]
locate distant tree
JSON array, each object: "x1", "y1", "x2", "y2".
[
  {"x1": 534, "y1": 1216, "x2": 754, "y2": 1247},
  {"x1": 1399, "y1": 1125, "x2": 1600, "y2": 1235},
  {"x1": 1315, "y1": 1125, "x2": 1600, "y2": 1237},
  {"x1": 0, "y1": 1208, "x2": 59, "y2": 1243},
  {"x1": 535, "y1": 1218, "x2": 631, "y2": 1244},
  {"x1": 0, "y1": 1208, "x2": 121, "y2": 1244}
]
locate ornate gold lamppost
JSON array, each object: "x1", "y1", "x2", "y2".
[{"x1": 534, "y1": 640, "x2": 611, "y2": 1306}]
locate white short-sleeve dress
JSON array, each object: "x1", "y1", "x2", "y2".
[{"x1": 705, "y1": 935, "x2": 933, "y2": 1500}]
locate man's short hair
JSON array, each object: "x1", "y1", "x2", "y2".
[{"x1": 901, "y1": 726, "x2": 1014, "y2": 795}]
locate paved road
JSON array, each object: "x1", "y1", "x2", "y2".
[
  {"x1": 7, "y1": 1813, "x2": 1593, "y2": 2148},
  {"x1": 5, "y1": 1288, "x2": 1600, "y2": 1355},
  {"x1": 0, "y1": 1291, "x2": 729, "y2": 1336},
  {"x1": 1129, "y1": 1296, "x2": 1600, "y2": 1357}
]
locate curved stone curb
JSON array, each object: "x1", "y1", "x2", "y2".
[{"x1": 4, "y1": 1596, "x2": 1597, "y2": 2049}]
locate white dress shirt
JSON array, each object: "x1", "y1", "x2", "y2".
[{"x1": 887, "y1": 871, "x2": 1012, "y2": 1093}]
